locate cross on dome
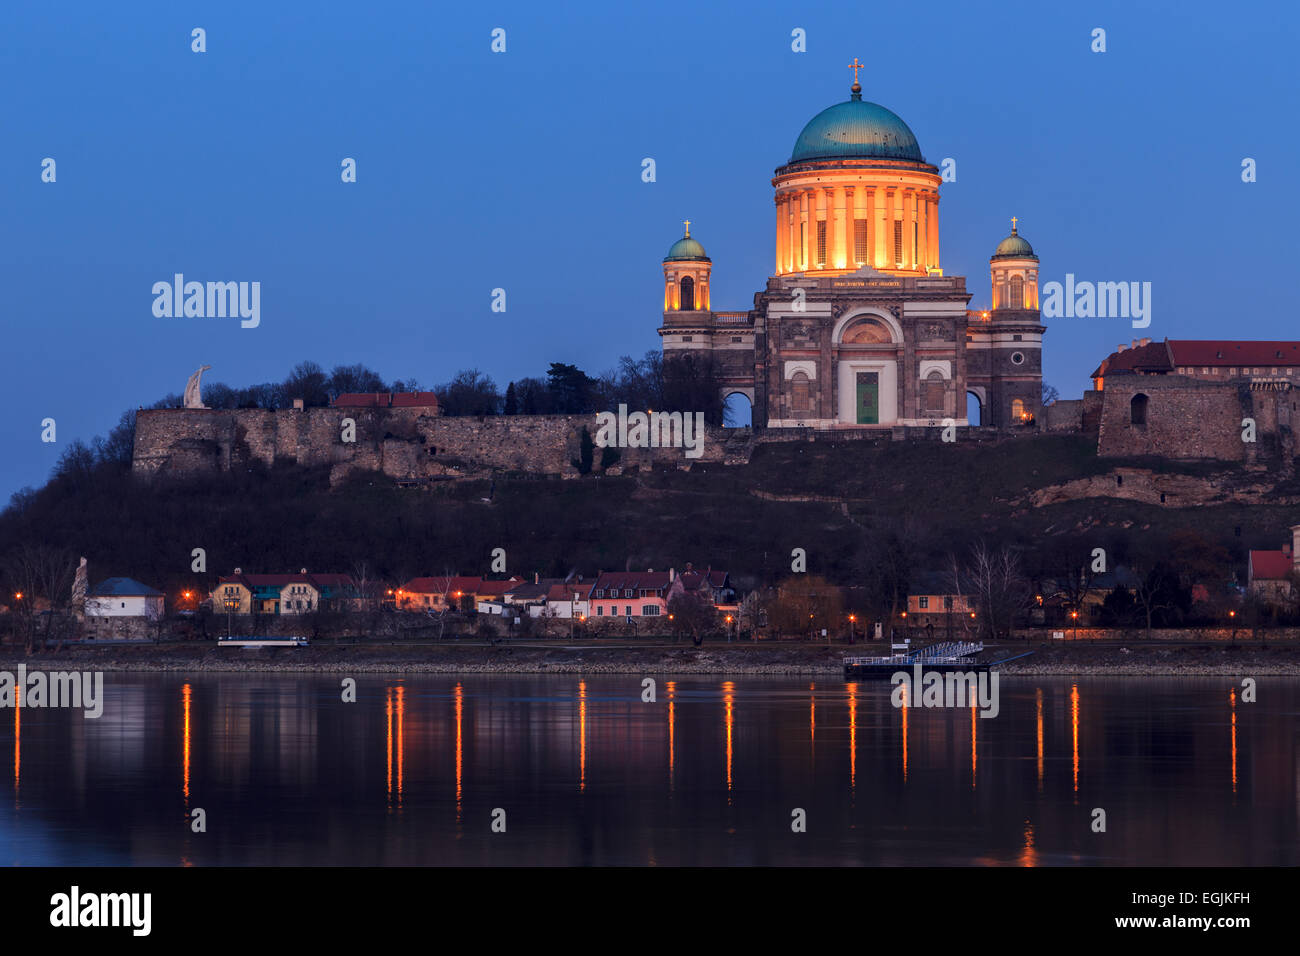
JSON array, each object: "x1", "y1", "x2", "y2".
[{"x1": 847, "y1": 57, "x2": 865, "y2": 98}]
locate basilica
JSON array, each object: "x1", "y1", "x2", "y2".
[{"x1": 658, "y1": 67, "x2": 1045, "y2": 429}]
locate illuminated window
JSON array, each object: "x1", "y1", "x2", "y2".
[
  {"x1": 1009, "y1": 275, "x2": 1024, "y2": 308},
  {"x1": 680, "y1": 276, "x2": 694, "y2": 311},
  {"x1": 854, "y1": 219, "x2": 868, "y2": 262},
  {"x1": 893, "y1": 220, "x2": 903, "y2": 265},
  {"x1": 816, "y1": 220, "x2": 827, "y2": 265},
  {"x1": 1011, "y1": 398, "x2": 1027, "y2": 420}
]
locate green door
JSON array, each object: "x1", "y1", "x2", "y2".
[{"x1": 856, "y1": 372, "x2": 879, "y2": 424}]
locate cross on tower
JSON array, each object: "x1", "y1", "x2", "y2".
[
  {"x1": 683, "y1": 219, "x2": 691, "y2": 237},
  {"x1": 848, "y1": 58, "x2": 865, "y2": 85},
  {"x1": 1011, "y1": 216, "x2": 1018, "y2": 233}
]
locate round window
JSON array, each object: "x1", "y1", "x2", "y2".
[{"x1": 1010, "y1": 351, "x2": 1025, "y2": 366}]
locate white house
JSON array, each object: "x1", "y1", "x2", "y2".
[
  {"x1": 85, "y1": 578, "x2": 165, "y2": 619},
  {"x1": 544, "y1": 583, "x2": 591, "y2": 619}
]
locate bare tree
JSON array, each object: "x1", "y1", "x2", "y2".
[
  {"x1": 966, "y1": 542, "x2": 1029, "y2": 641},
  {"x1": 2, "y1": 543, "x2": 79, "y2": 654}
]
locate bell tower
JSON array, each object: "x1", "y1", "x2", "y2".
[{"x1": 662, "y1": 221, "x2": 711, "y2": 314}]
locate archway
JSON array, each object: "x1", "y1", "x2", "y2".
[
  {"x1": 966, "y1": 391, "x2": 983, "y2": 425},
  {"x1": 723, "y1": 391, "x2": 753, "y2": 427},
  {"x1": 1130, "y1": 393, "x2": 1148, "y2": 426}
]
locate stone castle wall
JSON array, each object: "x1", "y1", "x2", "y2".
[
  {"x1": 133, "y1": 407, "x2": 745, "y2": 485},
  {"x1": 1096, "y1": 374, "x2": 1298, "y2": 462}
]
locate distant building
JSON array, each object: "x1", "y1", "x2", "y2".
[
  {"x1": 331, "y1": 391, "x2": 441, "y2": 413},
  {"x1": 545, "y1": 582, "x2": 591, "y2": 619},
  {"x1": 395, "y1": 576, "x2": 522, "y2": 613},
  {"x1": 211, "y1": 570, "x2": 357, "y2": 615},
  {"x1": 590, "y1": 571, "x2": 672, "y2": 621},
  {"x1": 1248, "y1": 526, "x2": 1300, "y2": 603},
  {"x1": 85, "y1": 578, "x2": 164, "y2": 619},
  {"x1": 666, "y1": 567, "x2": 735, "y2": 608},
  {"x1": 906, "y1": 572, "x2": 974, "y2": 627}
]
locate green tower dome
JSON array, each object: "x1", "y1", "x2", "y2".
[
  {"x1": 992, "y1": 221, "x2": 1036, "y2": 260},
  {"x1": 664, "y1": 222, "x2": 709, "y2": 262}
]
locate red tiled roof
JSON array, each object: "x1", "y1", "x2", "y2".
[
  {"x1": 399, "y1": 576, "x2": 484, "y2": 594},
  {"x1": 1249, "y1": 551, "x2": 1294, "y2": 581},
  {"x1": 546, "y1": 583, "x2": 592, "y2": 601},
  {"x1": 390, "y1": 391, "x2": 440, "y2": 408},
  {"x1": 1168, "y1": 341, "x2": 1300, "y2": 367},
  {"x1": 593, "y1": 571, "x2": 671, "y2": 592},
  {"x1": 1092, "y1": 340, "x2": 1300, "y2": 379},
  {"x1": 218, "y1": 572, "x2": 354, "y2": 590},
  {"x1": 677, "y1": 569, "x2": 729, "y2": 591},
  {"x1": 1090, "y1": 341, "x2": 1171, "y2": 379},
  {"x1": 475, "y1": 578, "x2": 523, "y2": 597},
  {"x1": 333, "y1": 393, "x2": 389, "y2": 407}
]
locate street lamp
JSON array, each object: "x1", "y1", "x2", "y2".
[
  {"x1": 223, "y1": 596, "x2": 239, "y2": 638},
  {"x1": 848, "y1": 613, "x2": 856, "y2": 645},
  {"x1": 725, "y1": 614, "x2": 733, "y2": 642},
  {"x1": 1070, "y1": 608, "x2": 1079, "y2": 641}
]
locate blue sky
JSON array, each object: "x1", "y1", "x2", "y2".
[{"x1": 1, "y1": 0, "x2": 1296, "y2": 500}]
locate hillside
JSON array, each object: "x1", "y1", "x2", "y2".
[{"x1": 0, "y1": 434, "x2": 1291, "y2": 601}]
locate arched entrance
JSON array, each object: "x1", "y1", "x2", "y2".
[
  {"x1": 833, "y1": 311, "x2": 902, "y2": 425},
  {"x1": 966, "y1": 391, "x2": 983, "y2": 425},
  {"x1": 723, "y1": 391, "x2": 753, "y2": 427}
]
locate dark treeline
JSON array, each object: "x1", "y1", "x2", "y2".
[
  {"x1": 13, "y1": 351, "x2": 730, "y2": 521},
  {"x1": 150, "y1": 353, "x2": 727, "y2": 424}
]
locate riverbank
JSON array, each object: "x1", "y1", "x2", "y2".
[{"x1": 3, "y1": 639, "x2": 1300, "y2": 676}]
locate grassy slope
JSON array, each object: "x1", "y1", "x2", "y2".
[{"x1": 1, "y1": 435, "x2": 1290, "y2": 596}]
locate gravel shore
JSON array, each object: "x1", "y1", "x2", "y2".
[{"x1": 2, "y1": 640, "x2": 1298, "y2": 677}]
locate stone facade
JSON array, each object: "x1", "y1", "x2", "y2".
[
  {"x1": 1096, "y1": 373, "x2": 1299, "y2": 463},
  {"x1": 132, "y1": 407, "x2": 748, "y2": 485}
]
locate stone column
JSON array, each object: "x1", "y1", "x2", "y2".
[
  {"x1": 775, "y1": 194, "x2": 787, "y2": 275},
  {"x1": 829, "y1": 186, "x2": 844, "y2": 271},
  {"x1": 926, "y1": 192, "x2": 940, "y2": 272},
  {"x1": 844, "y1": 186, "x2": 856, "y2": 267}
]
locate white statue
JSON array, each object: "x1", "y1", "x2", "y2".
[{"x1": 184, "y1": 365, "x2": 211, "y2": 409}]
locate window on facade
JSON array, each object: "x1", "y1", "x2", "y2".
[
  {"x1": 1130, "y1": 393, "x2": 1148, "y2": 426},
  {"x1": 919, "y1": 596, "x2": 929, "y2": 609},
  {"x1": 643, "y1": 605, "x2": 660, "y2": 616},
  {"x1": 944, "y1": 596, "x2": 953, "y2": 610},
  {"x1": 800, "y1": 222, "x2": 806, "y2": 263},
  {"x1": 816, "y1": 220, "x2": 827, "y2": 265},
  {"x1": 854, "y1": 218, "x2": 868, "y2": 263},
  {"x1": 597, "y1": 606, "x2": 604, "y2": 616},
  {"x1": 791, "y1": 371, "x2": 811, "y2": 412},
  {"x1": 924, "y1": 371, "x2": 944, "y2": 412},
  {"x1": 1011, "y1": 398, "x2": 1027, "y2": 420},
  {"x1": 680, "y1": 276, "x2": 694, "y2": 311},
  {"x1": 625, "y1": 606, "x2": 632, "y2": 617},
  {"x1": 1009, "y1": 275, "x2": 1024, "y2": 308},
  {"x1": 913, "y1": 222, "x2": 918, "y2": 266},
  {"x1": 893, "y1": 220, "x2": 903, "y2": 265}
]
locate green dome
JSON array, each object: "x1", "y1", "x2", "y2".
[
  {"x1": 664, "y1": 226, "x2": 709, "y2": 262},
  {"x1": 790, "y1": 92, "x2": 924, "y2": 163},
  {"x1": 993, "y1": 225, "x2": 1036, "y2": 260}
]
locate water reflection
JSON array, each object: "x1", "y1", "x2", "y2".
[{"x1": 0, "y1": 675, "x2": 1294, "y2": 866}]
